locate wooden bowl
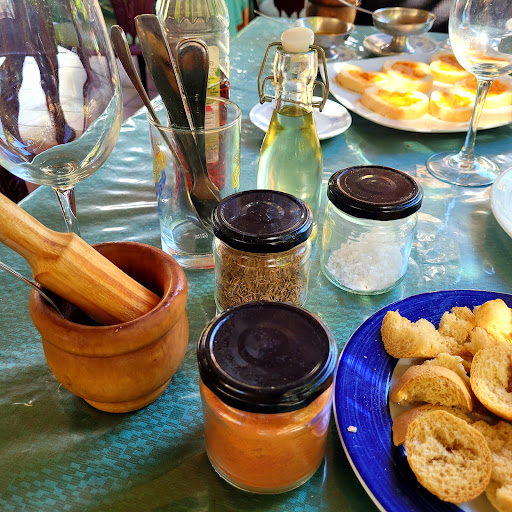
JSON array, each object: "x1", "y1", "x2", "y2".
[{"x1": 29, "y1": 242, "x2": 189, "y2": 413}]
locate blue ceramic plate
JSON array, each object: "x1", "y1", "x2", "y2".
[{"x1": 334, "y1": 290, "x2": 512, "y2": 512}]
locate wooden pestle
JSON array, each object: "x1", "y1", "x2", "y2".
[{"x1": 0, "y1": 193, "x2": 160, "y2": 325}]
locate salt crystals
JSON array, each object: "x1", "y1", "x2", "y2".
[{"x1": 326, "y1": 231, "x2": 404, "y2": 292}]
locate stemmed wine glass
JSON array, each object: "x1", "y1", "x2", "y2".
[
  {"x1": 0, "y1": 0, "x2": 122, "y2": 234},
  {"x1": 426, "y1": 0, "x2": 512, "y2": 187}
]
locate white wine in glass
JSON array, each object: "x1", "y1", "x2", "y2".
[
  {"x1": 0, "y1": 0, "x2": 122, "y2": 234},
  {"x1": 426, "y1": 0, "x2": 512, "y2": 187}
]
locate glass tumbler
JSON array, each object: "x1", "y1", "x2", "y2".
[{"x1": 148, "y1": 97, "x2": 241, "y2": 269}]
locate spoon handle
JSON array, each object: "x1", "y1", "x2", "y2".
[
  {"x1": 337, "y1": 0, "x2": 374, "y2": 16},
  {"x1": 0, "y1": 260, "x2": 63, "y2": 316},
  {"x1": 110, "y1": 25, "x2": 157, "y2": 123},
  {"x1": 176, "y1": 39, "x2": 212, "y2": 188}
]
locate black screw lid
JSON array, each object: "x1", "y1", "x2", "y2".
[
  {"x1": 197, "y1": 301, "x2": 337, "y2": 413},
  {"x1": 212, "y1": 190, "x2": 313, "y2": 253},
  {"x1": 327, "y1": 166, "x2": 422, "y2": 221}
]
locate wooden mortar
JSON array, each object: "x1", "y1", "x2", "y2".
[{"x1": 29, "y1": 241, "x2": 189, "y2": 413}]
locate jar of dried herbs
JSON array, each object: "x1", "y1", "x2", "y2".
[
  {"x1": 197, "y1": 301, "x2": 338, "y2": 494},
  {"x1": 212, "y1": 190, "x2": 313, "y2": 311}
]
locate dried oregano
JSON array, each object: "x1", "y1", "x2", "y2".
[{"x1": 214, "y1": 240, "x2": 311, "y2": 310}]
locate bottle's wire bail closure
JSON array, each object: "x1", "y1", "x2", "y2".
[{"x1": 257, "y1": 42, "x2": 329, "y2": 112}]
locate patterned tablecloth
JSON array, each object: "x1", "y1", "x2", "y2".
[{"x1": 1, "y1": 18, "x2": 512, "y2": 512}]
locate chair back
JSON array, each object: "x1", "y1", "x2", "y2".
[
  {"x1": 110, "y1": 0, "x2": 156, "y2": 38},
  {"x1": 257, "y1": 0, "x2": 305, "y2": 18},
  {"x1": 274, "y1": 0, "x2": 304, "y2": 17}
]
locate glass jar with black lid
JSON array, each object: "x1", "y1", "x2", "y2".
[
  {"x1": 197, "y1": 301, "x2": 338, "y2": 494},
  {"x1": 321, "y1": 165, "x2": 422, "y2": 295},
  {"x1": 212, "y1": 189, "x2": 313, "y2": 311}
]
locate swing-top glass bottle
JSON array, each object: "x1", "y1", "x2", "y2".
[{"x1": 256, "y1": 27, "x2": 329, "y2": 236}]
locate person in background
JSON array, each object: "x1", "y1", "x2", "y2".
[
  {"x1": 357, "y1": 0, "x2": 451, "y2": 32},
  {"x1": 226, "y1": 0, "x2": 256, "y2": 33}
]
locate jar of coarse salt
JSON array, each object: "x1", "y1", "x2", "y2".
[{"x1": 321, "y1": 166, "x2": 422, "y2": 295}]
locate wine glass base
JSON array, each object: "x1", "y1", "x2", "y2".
[{"x1": 426, "y1": 151, "x2": 500, "y2": 187}]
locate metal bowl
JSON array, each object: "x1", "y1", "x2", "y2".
[
  {"x1": 367, "y1": 7, "x2": 436, "y2": 55},
  {"x1": 295, "y1": 16, "x2": 355, "y2": 59},
  {"x1": 372, "y1": 7, "x2": 435, "y2": 37}
]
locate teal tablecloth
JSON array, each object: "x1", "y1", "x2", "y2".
[{"x1": 1, "y1": 19, "x2": 512, "y2": 511}]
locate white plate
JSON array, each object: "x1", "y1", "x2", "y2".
[
  {"x1": 249, "y1": 98, "x2": 352, "y2": 140},
  {"x1": 325, "y1": 54, "x2": 512, "y2": 133},
  {"x1": 491, "y1": 167, "x2": 512, "y2": 237}
]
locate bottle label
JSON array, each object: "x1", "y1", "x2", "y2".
[
  {"x1": 206, "y1": 45, "x2": 220, "y2": 164},
  {"x1": 207, "y1": 45, "x2": 221, "y2": 96}
]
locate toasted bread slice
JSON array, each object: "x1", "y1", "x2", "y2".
[
  {"x1": 392, "y1": 404, "x2": 471, "y2": 446},
  {"x1": 470, "y1": 342, "x2": 512, "y2": 421},
  {"x1": 473, "y1": 299, "x2": 512, "y2": 343},
  {"x1": 361, "y1": 87, "x2": 428, "y2": 120},
  {"x1": 456, "y1": 76, "x2": 512, "y2": 110},
  {"x1": 381, "y1": 310, "x2": 459, "y2": 358},
  {"x1": 429, "y1": 89, "x2": 475, "y2": 122},
  {"x1": 382, "y1": 59, "x2": 434, "y2": 93},
  {"x1": 390, "y1": 364, "x2": 473, "y2": 411},
  {"x1": 463, "y1": 326, "x2": 496, "y2": 357},
  {"x1": 472, "y1": 421, "x2": 512, "y2": 512},
  {"x1": 335, "y1": 64, "x2": 388, "y2": 94},
  {"x1": 486, "y1": 482, "x2": 512, "y2": 512},
  {"x1": 429, "y1": 51, "x2": 472, "y2": 84},
  {"x1": 423, "y1": 353, "x2": 470, "y2": 386},
  {"x1": 438, "y1": 306, "x2": 476, "y2": 344},
  {"x1": 405, "y1": 410, "x2": 492, "y2": 503}
]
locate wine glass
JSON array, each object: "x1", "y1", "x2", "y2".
[
  {"x1": 426, "y1": 0, "x2": 512, "y2": 187},
  {"x1": 0, "y1": 0, "x2": 122, "y2": 234}
]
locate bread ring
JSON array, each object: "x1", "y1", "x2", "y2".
[
  {"x1": 335, "y1": 64, "x2": 388, "y2": 94},
  {"x1": 456, "y1": 76, "x2": 512, "y2": 109},
  {"x1": 470, "y1": 342, "x2": 512, "y2": 421},
  {"x1": 429, "y1": 89, "x2": 475, "y2": 122},
  {"x1": 430, "y1": 51, "x2": 472, "y2": 84},
  {"x1": 405, "y1": 410, "x2": 492, "y2": 504},
  {"x1": 361, "y1": 87, "x2": 429, "y2": 120},
  {"x1": 381, "y1": 59, "x2": 434, "y2": 93}
]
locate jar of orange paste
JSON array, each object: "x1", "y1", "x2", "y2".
[{"x1": 197, "y1": 301, "x2": 338, "y2": 494}]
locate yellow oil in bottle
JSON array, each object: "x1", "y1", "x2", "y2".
[{"x1": 257, "y1": 104, "x2": 322, "y2": 233}]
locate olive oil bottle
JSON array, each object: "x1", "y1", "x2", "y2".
[
  {"x1": 257, "y1": 105, "x2": 322, "y2": 223},
  {"x1": 257, "y1": 27, "x2": 327, "y2": 234}
]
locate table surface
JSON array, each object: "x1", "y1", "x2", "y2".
[{"x1": 2, "y1": 18, "x2": 512, "y2": 512}]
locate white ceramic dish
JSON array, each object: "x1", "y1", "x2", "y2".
[
  {"x1": 491, "y1": 167, "x2": 512, "y2": 238},
  {"x1": 325, "y1": 54, "x2": 512, "y2": 133},
  {"x1": 249, "y1": 98, "x2": 352, "y2": 140}
]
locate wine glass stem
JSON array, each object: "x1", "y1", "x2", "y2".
[
  {"x1": 54, "y1": 187, "x2": 80, "y2": 236},
  {"x1": 458, "y1": 78, "x2": 493, "y2": 165}
]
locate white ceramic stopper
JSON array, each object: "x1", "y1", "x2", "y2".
[{"x1": 281, "y1": 27, "x2": 314, "y2": 53}]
